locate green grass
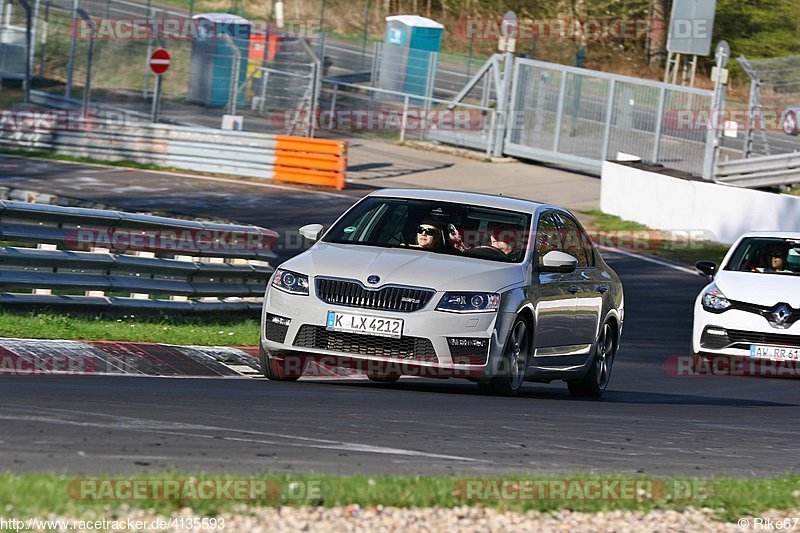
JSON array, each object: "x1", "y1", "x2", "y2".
[
  {"x1": 0, "y1": 473, "x2": 797, "y2": 522},
  {"x1": 583, "y1": 209, "x2": 729, "y2": 267},
  {"x1": 0, "y1": 312, "x2": 259, "y2": 346}
]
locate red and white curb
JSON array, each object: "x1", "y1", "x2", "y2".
[{"x1": 0, "y1": 338, "x2": 362, "y2": 380}]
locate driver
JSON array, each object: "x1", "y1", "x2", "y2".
[
  {"x1": 411, "y1": 221, "x2": 446, "y2": 251},
  {"x1": 760, "y1": 244, "x2": 791, "y2": 272}
]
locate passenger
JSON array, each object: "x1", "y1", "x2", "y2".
[
  {"x1": 489, "y1": 228, "x2": 517, "y2": 255},
  {"x1": 448, "y1": 223, "x2": 466, "y2": 252}
]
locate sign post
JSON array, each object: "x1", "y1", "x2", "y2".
[{"x1": 148, "y1": 48, "x2": 171, "y2": 123}]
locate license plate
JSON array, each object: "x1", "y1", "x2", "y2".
[
  {"x1": 750, "y1": 344, "x2": 800, "y2": 361},
  {"x1": 326, "y1": 311, "x2": 403, "y2": 339}
]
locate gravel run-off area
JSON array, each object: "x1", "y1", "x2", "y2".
[{"x1": 44, "y1": 506, "x2": 800, "y2": 532}]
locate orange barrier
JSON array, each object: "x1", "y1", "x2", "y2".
[{"x1": 274, "y1": 136, "x2": 347, "y2": 190}]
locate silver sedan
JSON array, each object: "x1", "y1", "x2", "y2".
[{"x1": 261, "y1": 189, "x2": 624, "y2": 397}]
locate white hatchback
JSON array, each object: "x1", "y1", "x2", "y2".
[{"x1": 693, "y1": 232, "x2": 800, "y2": 363}]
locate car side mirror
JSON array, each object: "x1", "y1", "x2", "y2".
[
  {"x1": 539, "y1": 251, "x2": 578, "y2": 273},
  {"x1": 299, "y1": 223, "x2": 324, "y2": 242},
  {"x1": 696, "y1": 260, "x2": 717, "y2": 281}
]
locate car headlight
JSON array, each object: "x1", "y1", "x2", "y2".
[
  {"x1": 437, "y1": 292, "x2": 500, "y2": 313},
  {"x1": 701, "y1": 283, "x2": 730, "y2": 312},
  {"x1": 271, "y1": 269, "x2": 310, "y2": 295}
]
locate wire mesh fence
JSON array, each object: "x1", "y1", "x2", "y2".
[
  {"x1": 738, "y1": 54, "x2": 800, "y2": 158},
  {"x1": 4, "y1": 0, "x2": 319, "y2": 134},
  {"x1": 505, "y1": 59, "x2": 714, "y2": 177}
]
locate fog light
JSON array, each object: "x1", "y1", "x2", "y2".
[
  {"x1": 706, "y1": 328, "x2": 727, "y2": 336},
  {"x1": 448, "y1": 338, "x2": 489, "y2": 365}
]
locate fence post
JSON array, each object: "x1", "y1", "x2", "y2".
[
  {"x1": 142, "y1": 2, "x2": 154, "y2": 100},
  {"x1": 601, "y1": 79, "x2": 616, "y2": 162},
  {"x1": 492, "y1": 52, "x2": 513, "y2": 157},
  {"x1": 744, "y1": 79, "x2": 758, "y2": 159},
  {"x1": 369, "y1": 41, "x2": 379, "y2": 86},
  {"x1": 329, "y1": 82, "x2": 337, "y2": 114},
  {"x1": 17, "y1": 0, "x2": 32, "y2": 104},
  {"x1": 258, "y1": 70, "x2": 269, "y2": 113},
  {"x1": 79, "y1": 11, "x2": 93, "y2": 116},
  {"x1": 359, "y1": 0, "x2": 369, "y2": 71},
  {"x1": 38, "y1": 0, "x2": 49, "y2": 78},
  {"x1": 702, "y1": 43, "x2": 729, "y2": 181},
  {"x1": 651, "y1": 85, "x2": 666, "y2": 164},
  {"x1": 64, "y1": 0, "x2": 79, "y2": 99},
  {"x1": 486, "y1": 110, "x2": 496, "y2": 157},
  {"x1": 400, "y1": 94, "x2": 409, "y2": 143},
  {"x1": 29, "y1": 0, "x2": 40, "y2": 86},
  {"x1": 552, "y1": 71, "x2": 568, "y2": 152},
  {"x1": 421, "y1": 51, "x2": 437, "y2": 141}
]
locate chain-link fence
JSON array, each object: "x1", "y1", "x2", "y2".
[
  {"x1": 0, "y1": 0, "x2": 31, "y2": 81},
  {"x1": 738, "y1": 54, "x2": 800, "y2": 158},
  {"x1": 3, "y1": 0, "x2": 320, "y2": 135}
]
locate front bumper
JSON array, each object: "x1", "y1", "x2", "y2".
[
  {"x1": 262, "y1": 286, "x2": 517, "y2": 378},
  {"x1": 693, "y1": 300, "x2": 800, "y2": 358}
]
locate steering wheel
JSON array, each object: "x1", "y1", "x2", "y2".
[
  {"x1": 465, "y1": 245, "x2": 508, "y2": 259},
  {"x1": 387, "y1": 231, "x2": 409, "y2": 246}
]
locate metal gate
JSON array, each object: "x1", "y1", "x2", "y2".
[{"x1": 504, "y1": 58, "x2": 714, "y2": 177}]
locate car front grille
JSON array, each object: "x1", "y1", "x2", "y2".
[
  {"x1": 727, "y1": 329, "x2": 800, "y2": 349},
  {"x1": 701, "y1": 327, "x2": 800, "y2": 350},
  {"x1": 293, "y1": 325, "x2": 437, "y2": 362},
  {"x1": 315, "y1": 277, "x2": 435, "y2": 312}
]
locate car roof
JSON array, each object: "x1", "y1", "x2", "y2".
[
  {"x1": 739, "y1": 232, "x2": 800, "y2": 240},
  {"x1": 366, "y1": 189, "x2": 546, "y2": 214}
]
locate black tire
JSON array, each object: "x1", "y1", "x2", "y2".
[
  {"x1": 478, "y1": 316, "x2": 531, "y2": 397},
  {"x1": 367, "y1": 371, "x2": 401, "y2": 383},
  {"x1": 259, "y1": 344, "x2": 303, "y2": 381},
  {"x1": 783, "y1": 111, "x2": 799, "y2": 136},
  {"x1": 568, "y1": 320, "x2": 617, "y2": 398}
]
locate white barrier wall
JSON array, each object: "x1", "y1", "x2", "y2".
[{"x1": 600, "y1": 161, "x2": 800, "y2": 244}]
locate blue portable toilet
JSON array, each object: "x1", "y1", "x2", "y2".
[
  {"x1": 187, "y1": 13, "x2": 251, "y2": 107},
  {"x1": 378, "y1": 15, "x2": 443, "y2": 97}
]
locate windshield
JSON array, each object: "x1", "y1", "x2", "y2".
[
  {"x1": 724, "y1": 237, "x2": 800, "y2": 275},
  {"x1": 323, "y1": 197, "x2": 532, "y2": 263}
]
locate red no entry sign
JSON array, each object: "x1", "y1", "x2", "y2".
[{"x1": 149, "y1": 48, "x2": 171, "y2": 75}]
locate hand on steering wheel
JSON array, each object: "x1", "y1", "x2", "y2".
[{"x1": 465, "y1": 245, "x2": 508, "y2": 258}]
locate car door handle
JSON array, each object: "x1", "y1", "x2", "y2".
[
  {"x1": 568, "y1": 285, "x2": 580, "y2": 294},
  {"x1": 597, "y1": 285, "x2": 609, "y2": 293}
]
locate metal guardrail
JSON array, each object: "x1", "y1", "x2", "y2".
[
  {"x1": 0, "y1": 201, "x2": 278, "y2": 313},
  {"x1": 715, "y1": 152, "x2": 800, "y2": 188},
  {"x1": 0, "y1": 116, "x2": 347, "y2": 188}
]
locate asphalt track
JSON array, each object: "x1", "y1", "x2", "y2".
[{"x1": 0, "y1": 160, "x2": 798, "y2": 477}]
